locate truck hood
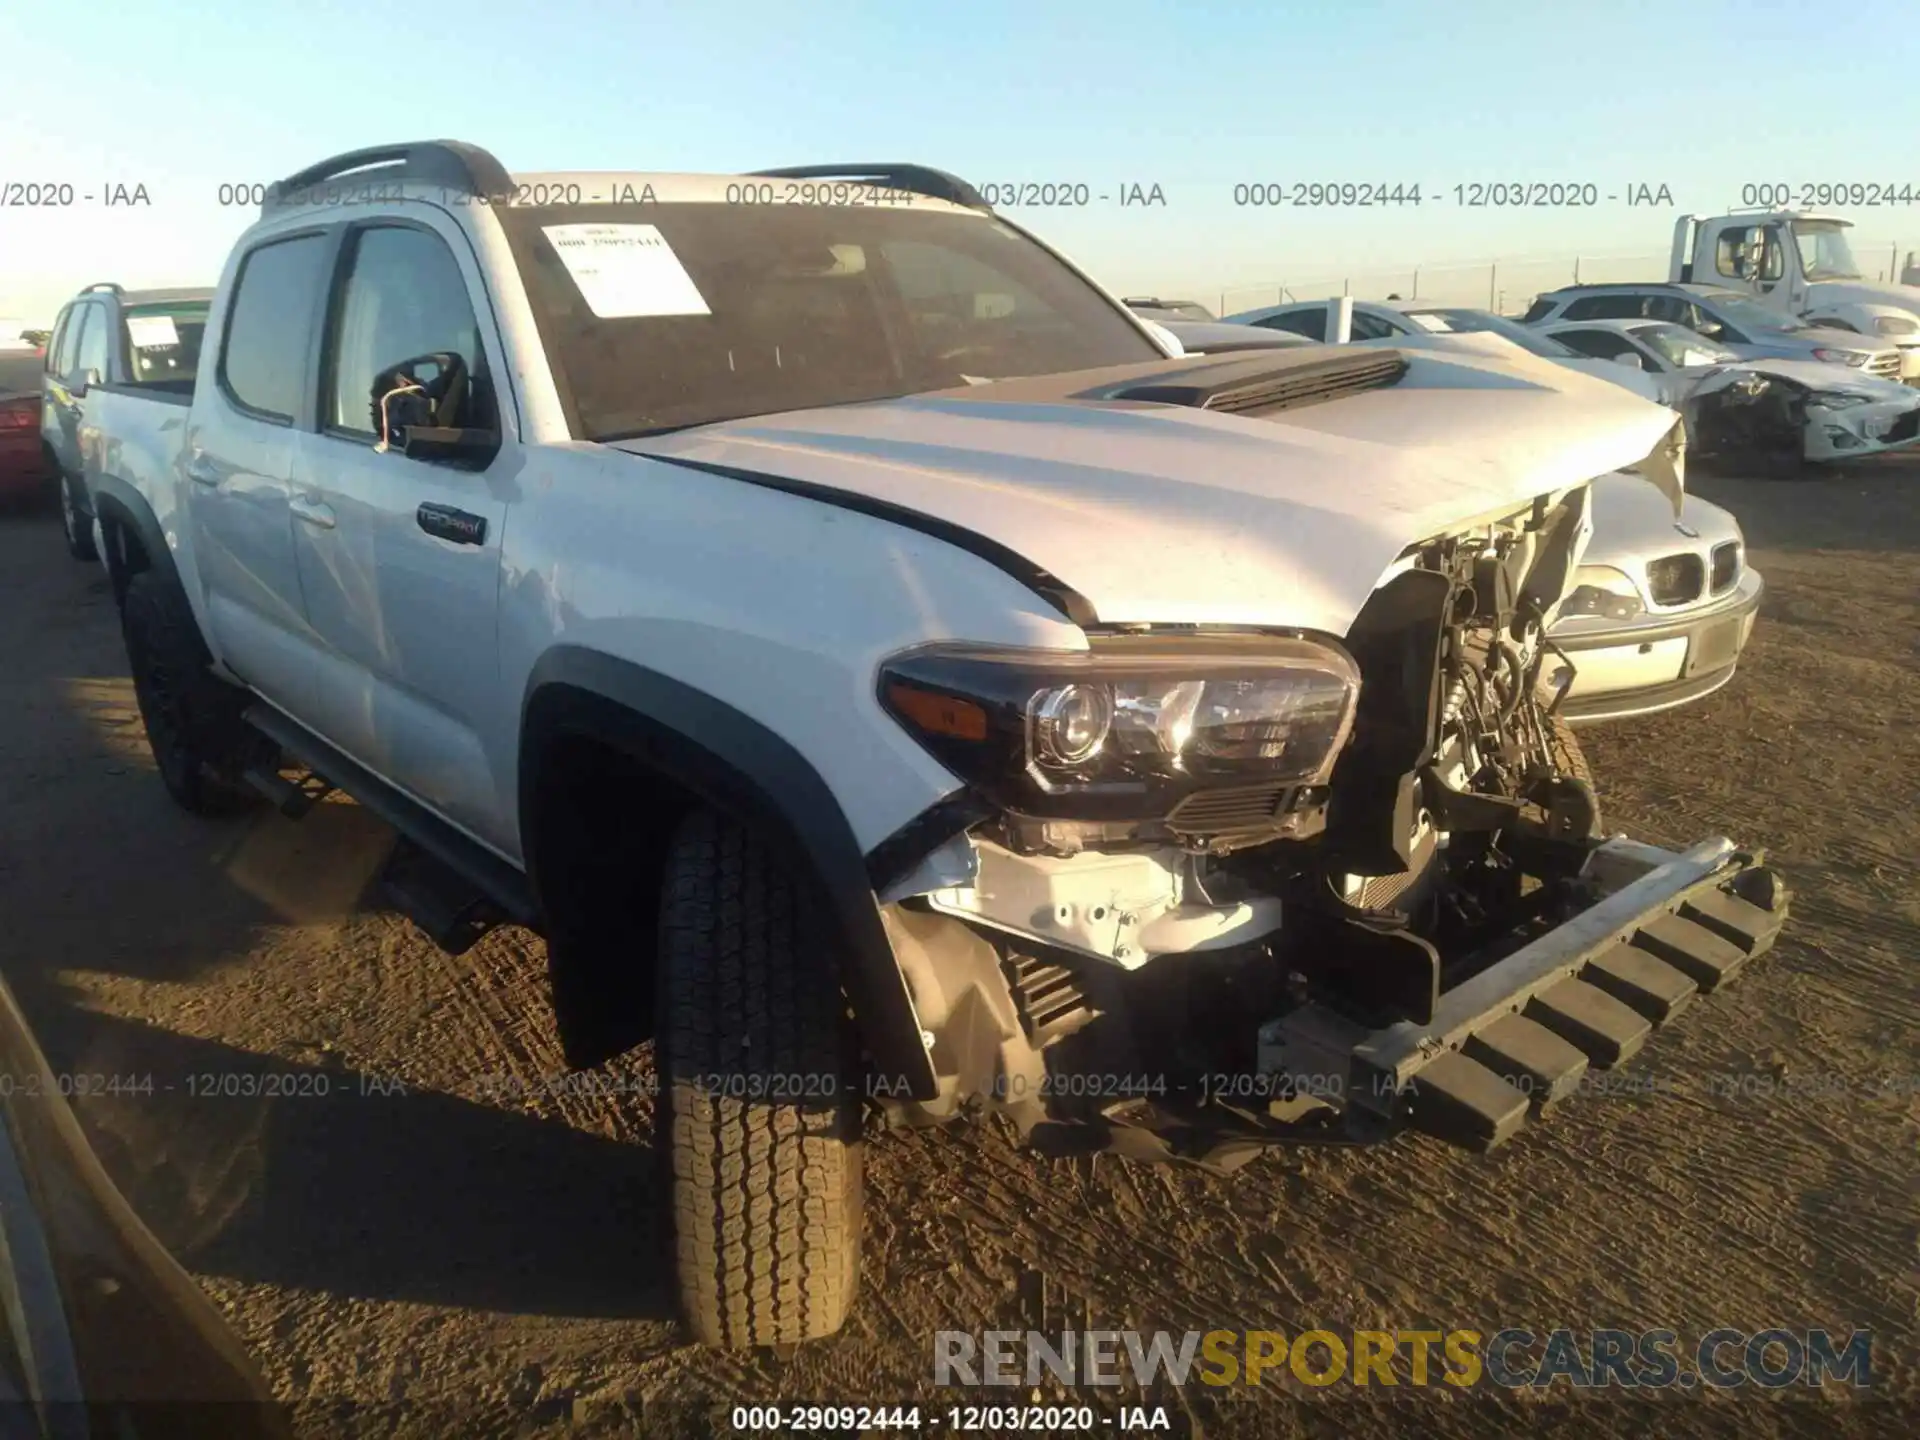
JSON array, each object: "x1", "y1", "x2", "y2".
[{"x1": 614, "y1": 348, "x2": 1684, "y2": 636}]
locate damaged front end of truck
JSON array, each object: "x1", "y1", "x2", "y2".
[{"x1": 864, "y1": 371, "x2": 1788, "y2": 1168}]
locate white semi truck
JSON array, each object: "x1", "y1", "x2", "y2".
[{"x1": 1670, "y1": 211, "x2": 1920, "y2": 381}]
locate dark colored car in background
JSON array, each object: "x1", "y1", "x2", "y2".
[{"x1": 0, "y1": 352, "x2": 48, "y2": 505}]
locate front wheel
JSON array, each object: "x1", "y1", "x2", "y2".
[{"x1": 655, "y1": 808, "x2": 864, "y2": 1348}]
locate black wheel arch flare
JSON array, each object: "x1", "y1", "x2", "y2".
[{"x1": 518, "y1": 646, "x2": 940, "y2": 1100}]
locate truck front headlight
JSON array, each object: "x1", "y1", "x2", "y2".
[{"x1": 880, "y1": 636, "x2": 1362, "y2": 813}]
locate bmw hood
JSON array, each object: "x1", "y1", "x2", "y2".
[{"x1": 615, "y1": 347, "x2": 1685, "y2": 635}]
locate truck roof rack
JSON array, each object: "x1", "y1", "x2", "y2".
[
  {"x1": 80, "y1": 282, "x2": 125, "y2": 296},
  {"x1": 748, "y1": 163, "x2": 988, "y2": 211},
  {"x1": 263, "y1": 140, "x2": 514, "y2": 216}
]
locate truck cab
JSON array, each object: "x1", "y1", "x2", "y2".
[{"x1": 1670, "y1": 211, "x2": 1920, "y2": 381}]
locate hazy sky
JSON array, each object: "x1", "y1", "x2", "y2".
[{"x1": 4, "y1": 0, "x2": 1920, "y2": 324}]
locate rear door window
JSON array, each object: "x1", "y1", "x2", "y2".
[{"x1": 219, "y1": 234, "x2": 332, "y2": 422}]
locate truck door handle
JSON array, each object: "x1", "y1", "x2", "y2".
[
  {"x1": 290, "y1": 495, "x2": 336, "y2": 529},
  {"x1": 184, "y1": 449, "x2": 220, "y2": 487},
  {"x1": 416, "y1": 503, "x2": 487, "y2": 546}
]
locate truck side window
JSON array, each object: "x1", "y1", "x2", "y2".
[
  {"x1": 323, "y1": 226, "x2": 486, "y2": 438},
  {"x1": 219, "y1": 234, "x2": 331, "y2": 422},
  {"x1": 71, "y1": 305, "x2": 108, "y2": 383},
  {"x1": 1713, "y1": 234, "x2": 1749, "y2": 281}
]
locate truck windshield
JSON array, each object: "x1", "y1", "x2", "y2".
[
  {"x1": 122, "y1": 302, "x2": 211, "y2": 388},
  {"x1": 1792, "y1": 222, "x2": 1864, "y2": 281},
  {"x1": 497, "y1": 202, "x2": 1160, "y2": 440}
]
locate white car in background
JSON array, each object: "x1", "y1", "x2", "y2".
[
  {"x1": 1223, "y1": 299, "x2": 1665, "y2": 401},
  {"x1": 1536, "y1": 318, "x2": 1920, "y2": 468}
]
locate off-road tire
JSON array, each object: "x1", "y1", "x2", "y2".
[
  {"x1": 59, "y1": 473, "x2": 97, "y2": 561},
  {"x1": 121, "y1": 571, "x2": 265, "y2": 816},
  {"x1": 656, "y1": 808, "x2": 864, "y2": 1348},
  {"x1": 1545, "y1": 711, "x2": 1592, "y2": 788},
  {"x1": 1542, "y1": 709, "x2": 1601, "y2": 836}
]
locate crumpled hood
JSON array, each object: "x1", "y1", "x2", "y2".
[{"x1": 615, "y1": 347, "x2": 1684, "y2": 635}]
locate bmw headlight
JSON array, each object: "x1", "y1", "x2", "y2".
[
  {"x1": 1812, "y1": 391, "x2": 1873, "y2": 409},
  {"x1": 879, "y1": 636, "x2": 1361, "y2": 814},
  {"x1": 1559, "y1": 565, "x2": 1645, "y2": 621}
]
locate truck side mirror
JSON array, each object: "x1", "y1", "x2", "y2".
[{"x1": 370, "y1": 350, "x2": 497, "y2": 464}]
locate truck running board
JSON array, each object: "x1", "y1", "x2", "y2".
[
  {"x1": 1260, "y1": 836, "x2": 1789, "y2": 1153},
  {"x1": 377, "y1": 838, "x2": 508, "y2": 956}
]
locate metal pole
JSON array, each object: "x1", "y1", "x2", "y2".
[
  {"x1": 1574, "y1": 255, "x2": 1581, "y2": 284},
  {"x1": 1489, "y1": 262, "x2": 1497, "y2": 310},
  {"x1": 1412, "y1": 267, "x2": 1419, "y2": 299}
]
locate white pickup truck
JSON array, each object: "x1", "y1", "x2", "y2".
[
  {"x1": 1671, "y1": 211, "x2": 1920, "y2": 380},
  {"x1": 85, "y1": 140, "x2": 1789, "y2": 1349}
]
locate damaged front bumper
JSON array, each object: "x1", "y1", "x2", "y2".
[
  {"x1": 886, "y1": 835, "x2": 1788, "y2": 1171},
  {"x1": 1256, "y1": 836, "x2": 1786, "y2": 1153}
]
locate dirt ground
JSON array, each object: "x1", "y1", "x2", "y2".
[{"x1": 1, "y1": 460, "x2": 1916, "y2": 1439}]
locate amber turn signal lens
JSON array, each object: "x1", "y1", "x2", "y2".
[{"x1": 885, "y1": 682, "x2": 988, "y2": 742}]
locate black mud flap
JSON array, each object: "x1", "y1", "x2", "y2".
[{"x1": 1259, "y1": 837, "x2": 1789, "y2": 1153}]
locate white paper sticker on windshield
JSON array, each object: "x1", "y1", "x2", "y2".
[
  {"x1": 540, "y1": 224, "x2": 711, "y2": 318},
  {"x1": 126, "y1": 315, "x2": 180, "y2": 348},
  {"x1": 1405, "y1": 312, "x2": 1450, "y2": 332}
]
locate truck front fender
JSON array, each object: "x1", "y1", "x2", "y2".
[{"x1": 519, "y1": 647, "x2": 938, "y2": 1099}]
